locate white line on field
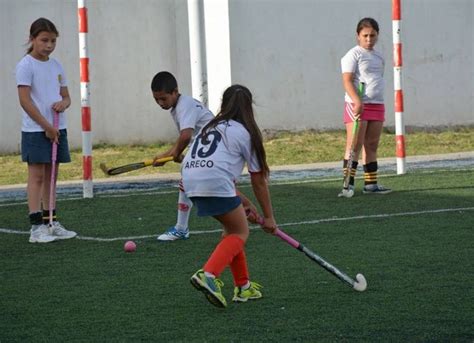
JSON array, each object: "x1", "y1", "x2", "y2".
[
  {"x1": 1, "y1": 206, "x2": 472, "y2": 242},
  {"x1": 0, "y1": 190, "x2": 178, "y2": 207}
]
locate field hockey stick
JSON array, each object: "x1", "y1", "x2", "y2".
[
  {"x1": 255, "y1": 216, "x2": 367, "y2": 292},
  {"x1": 49, "y1": 111, "x2": 59, "y2": 226},
  {"x1": 343, "y1": 82, "x2": 365, "y2": 190},
  {"x1": 100, "y1": 156, "x2": 173, "y2": 176}
]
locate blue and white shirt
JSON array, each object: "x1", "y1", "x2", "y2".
[{"x1": 182, "y1": 120, "x2": 261, "y2": 197}]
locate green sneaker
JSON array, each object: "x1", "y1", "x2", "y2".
[
  {"x1": 190, "y1": 269, "x2": 227, "y2": 308},
  {"x1": 232, "y1": 281, "x2": 263, "y2": 303}
]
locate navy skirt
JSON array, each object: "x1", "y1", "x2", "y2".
[
  {"x1": 21, "y1": 129, "x2": 71, "y2": 164},
  {"x1": 190, "y1": 196, "x2": 242, "y2": 217}
]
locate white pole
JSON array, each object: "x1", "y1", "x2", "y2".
[
  {"x1": 187, "y1": 0, "x2": 208, "y2": 106},
  {"x1": 203, "y1": 0, "x2": 232, "y2": 115},
  {"x1": 78, "y1": 0, "x2": 93, "y2": 197},
  {"x1": 392, "y1": 0, "x2": 406, "y2": 174}
]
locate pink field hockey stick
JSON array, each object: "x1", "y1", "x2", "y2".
[
  {"x1": 255, "y1": 215, "x2": 367, "y2": 292},
  {"x1": 49, "y1": 111, "x2": 59, "y2": 226}
]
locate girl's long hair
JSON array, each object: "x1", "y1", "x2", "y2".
[{"x1": 202, "y1": 84, "x2": 269, "y2": 176}]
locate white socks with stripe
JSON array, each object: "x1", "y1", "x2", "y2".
[{"x1": 175, "y1": 189, "x2": 193, "y2": 231}]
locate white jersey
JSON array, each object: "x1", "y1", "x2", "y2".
[
  {"x1": 170, "y1": 95, "x2": 214, "y2": 145},
  {"x1": 181, "y1": 120, "x2": 261, "y2": 198},
  {"x1": 341, "y1": 45, "x2": 385, "y2": 104},
  {"x1": 15, "y1": 54, "x2": 68, "y2": 132}
]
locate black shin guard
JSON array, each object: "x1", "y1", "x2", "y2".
[{"x1": 363, "y1": 161, "x2": 378, "y2": 185}]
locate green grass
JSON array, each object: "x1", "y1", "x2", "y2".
[
  {"x1": 1, "y1": 168, "x2": 473, "y2": 341},
  {"x1": 0, "y1": 127, "x2": 473, "y2": 185}
]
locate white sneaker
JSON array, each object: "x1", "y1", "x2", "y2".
[
  {"x1": 29, "y1": 224, "x2": 57, "y2": 243},
  {"x1": 50, "y1": 221, "x2": 77, "y2": 240},
  {"x1": 157, "y1": 226, "x2": 190, "y2": 241},
  {"x1": 338, "y1": 186, "x2": 355, "y2": 198},
  {"x1": 363, "y1": 184, "x2": 392, "y2": 195}
]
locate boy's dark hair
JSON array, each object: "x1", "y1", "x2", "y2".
[
  {"x1": 357, "y1": 17, "x2": 379, "y2": 34},
  {"x1": 27, "y1": 18, "x2": 59, "y2": 54},
  {"x1": 151, "y1": 71, "x2": 178, "y2": 93},
  {"x1": 202, "y1": 84, "x2": 269, "y2": 176}
]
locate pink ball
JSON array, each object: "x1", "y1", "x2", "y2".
[{"x1": 124, "y1": 240, "x2": 136, "y2": 253}]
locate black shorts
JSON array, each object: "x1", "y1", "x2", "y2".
[{"x1": 21, "y1": 129, "x2": 71, "y2": 164}]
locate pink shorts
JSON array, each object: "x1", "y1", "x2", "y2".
[{"x1": 344, "y1": 102, "x2": 385, "y2": 123}]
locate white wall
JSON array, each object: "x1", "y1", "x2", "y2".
[
  {"x1": 2, "y1": 0, "x2": 80, "y2": 153},
  {"x1": 229, "y1": 0, "x2": 473, "y2": 130},
  {"x1": 1, "y1": 0, "x2": 192, "y2": 153},
  {"x1": 1, "y1": 0, "x2": 472, "y2": 153}
]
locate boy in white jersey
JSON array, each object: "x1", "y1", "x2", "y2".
[
  {"x1": 151, "y1": 71, "x2": 214, "y2": 241},
  {"x1": 185, "y1": 85, "x2": 277, "y2": 308},
  {"x1": 338, "y1": 18, "x2": 392, "y2": 198}
]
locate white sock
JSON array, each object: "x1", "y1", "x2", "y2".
[
  {"x1": 241, "y1": 281, "x2": 250, "y2": 290},
  {"x1": 204, "y1": 272, "x2": 215, "y2": 279},
  {"x1": 175, "y1": 189, "x2": 192, "y2": 231}
]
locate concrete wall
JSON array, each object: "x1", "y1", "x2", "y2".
[
  {"x1": 1, "y1": 0, "x2": 191, "y2": 153},
  {"x1": 1, "y1": 0, "x2": 473, "y2": 153},
  {"x1": 229, "y1": 0, "x2": 473, "y2": 130}
]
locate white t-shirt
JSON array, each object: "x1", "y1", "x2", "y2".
[
  {"x1": 181, "y1": 120, "x2": 261, "y2": 198},
  {"x1": 170, "y1": 95, "x2": 214, "y2": 145},
  {"x1": 15, "y1": 54, "x2": 68, "y2": 132},
  {"x1": 341, "y1": 45, "x2": 385, "y2": 104}
]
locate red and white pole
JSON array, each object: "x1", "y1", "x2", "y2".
[
  {"x1": 78, "y1": 0, "x2": 93, "y2": 197},
  {"x1": 392, "y1": 0, "x2": 406, "y2": 174}
]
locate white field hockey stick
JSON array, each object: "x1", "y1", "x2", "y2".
[
  {"x1": 254, "y1": 215, "x2": 367, "y2": 292},
  {"x1": 49, "y1": 111, "x2": 59, "y2": 226},
  {"x1": 343, "y1": 82, "x2": 365, "y2": 190}
]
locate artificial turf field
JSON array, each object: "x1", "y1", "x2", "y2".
[{"x1": 0, "y1": 167, "x2": 473, "y2": 342}]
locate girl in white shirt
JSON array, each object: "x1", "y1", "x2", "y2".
[
  {"x1": 184, "y1": 85, "x2": 276, "y2": 308},
  {"x1": 339, "y1": 17, "x2": 392, "y2": 198},
  {"x1": 16, "y1": 18, "x2": 77, "y2": 243}
]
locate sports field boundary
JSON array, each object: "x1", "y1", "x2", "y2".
[
  {"x1": 0, "y1": 151, "x2": 472, "y2": 203},
  {"x1": 0, "y1": 166, "x2": 472, "y2": 208},
  {"x1": 0, "y1": 151, "x2": 472, "y2": 191}
]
